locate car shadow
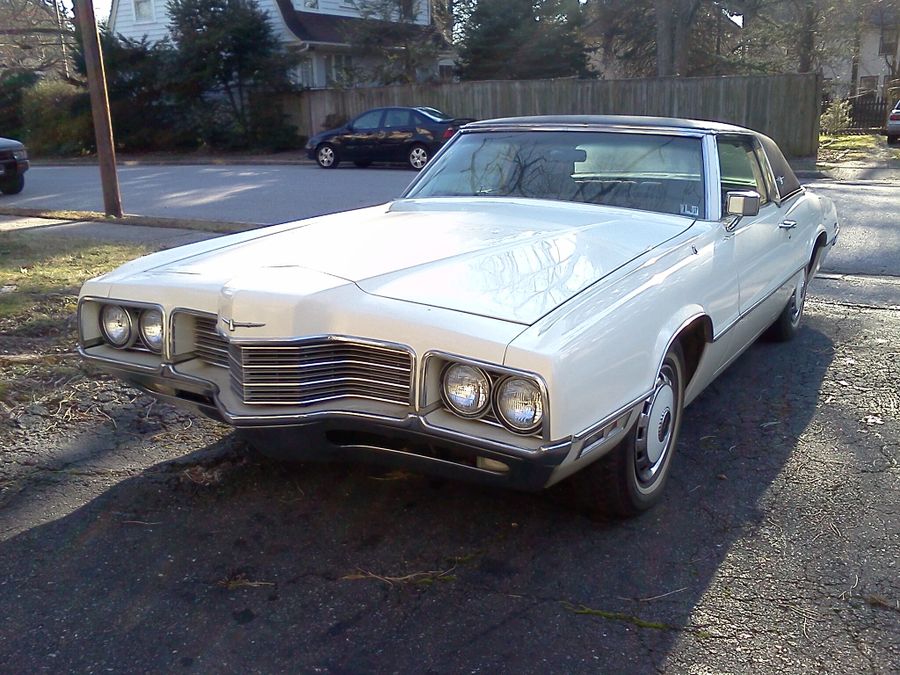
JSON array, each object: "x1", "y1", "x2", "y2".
[{"x1": 0, "y1": 321, "x2": 835, "y2": 672}]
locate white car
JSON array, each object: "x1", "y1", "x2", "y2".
[{"x1": 77, "y1": 116, "x2": 839, "y2": 516}]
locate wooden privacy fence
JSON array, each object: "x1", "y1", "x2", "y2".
[{"x1": 279, "y1": 73, "x2": 822, "y2": 157}]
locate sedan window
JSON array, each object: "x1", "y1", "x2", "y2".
[
  {"x1": 406, "y1": 131, "x2": 706, "y2": 219},
  {"x1": 383, "y1": 109, "x2": 413, "y2": 128},
  {"x1": 352, "y1": 110, "x2": 384, "y2": 130}
]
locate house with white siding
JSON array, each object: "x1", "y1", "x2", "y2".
[
  {"x1": 825, "y1": 7, "x2": 899, "y2": 99},
  {"x1": 107, "y1": 0, "x2": 454, "y2": 88}
]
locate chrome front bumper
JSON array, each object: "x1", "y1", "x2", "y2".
[{"x1": 83, "y1": 348, "x2": 578, "y2": 490}]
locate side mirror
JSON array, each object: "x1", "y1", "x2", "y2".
[{"x1": 725, "y1": 190, "x2": 761, "y2": 217}]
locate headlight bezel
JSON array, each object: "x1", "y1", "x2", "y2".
[
  {"x1": 90, "y1": 300, "x2": 166, "y2": 354},
  {"x1": 12, "y1": 149, "x2": 28, "y2": 161},
  {"x1": 430, "y1": 352, "x2": 548, "y2": 438}
]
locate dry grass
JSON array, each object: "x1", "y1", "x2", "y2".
[{"x1": 818, "y1": 134, "x2": 899, "y2": 163}]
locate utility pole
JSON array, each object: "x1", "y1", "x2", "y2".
[{"x1": 74, "y1": 0, "x2": 123, "y2": 218}]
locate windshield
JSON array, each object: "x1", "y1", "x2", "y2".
[{"x1": 405, "y1": 130, "x2": 706, "y2": 219}]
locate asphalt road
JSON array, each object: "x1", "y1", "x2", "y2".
[
  {"x1": 2, "y1": 165, "x2": 896, "y2": 276},
  {"x1": 4, "y1": 163, "x2": 415, "y2": 224}
]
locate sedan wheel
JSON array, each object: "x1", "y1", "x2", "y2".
[
  {"x1": 570, "y1": 344, "x2": 685, "y2": 517},
  {"x1": 0, "y1": 175, "x2": 24, "y2": 195},
  {"x1": 407, "y1": 145, "x2": 429, "y2": 170},
  {"x1": 316, "y1": 144, "x2": 339, "y2": 169}
]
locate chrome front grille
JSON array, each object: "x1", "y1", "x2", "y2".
[
  {"x1": 194, "y1": 316, "x2": 229, "y2": 367},
  {"x1": 229, "y1": 339, "x2": 413, "y2": 406}
]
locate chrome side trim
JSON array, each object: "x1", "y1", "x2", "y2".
[
  {"x1": 420, "y1": 350, "x2": 550, "y2": 441},
  {"x1": 713, "y1": 264, "x2": 806, "y2": 341},
  {"x1": 568, "y1": 392, "x2": 650, "y2": 457}
]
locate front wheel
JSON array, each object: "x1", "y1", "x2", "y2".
[
  {"x1": 764, "y1": 267, "x2": 807, "y2": 342},
  {"x1": 316, "y1": 143, "x2": 339, "y2": 169},
  {"x1": 407, "y1": 144, "x2": 429, "y2": 170},
  {"x1": 0, "y1": 175, "x2": 24, "y2": 195},
  {"x1": 570, "y1": 344, "x2": 685, "y2": 517}
]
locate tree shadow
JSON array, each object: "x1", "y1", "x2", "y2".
[{"x1": 0, "y1": 323, "x2": 836, "y2": 672}]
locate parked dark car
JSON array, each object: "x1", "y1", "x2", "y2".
[
  {"x1": 0, "y1": 137, "x2": 29, "y2": 195},
  {"x1": 306, "y1": 107, "x2": 474, "y2": 170}
]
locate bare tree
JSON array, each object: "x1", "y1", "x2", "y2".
[{"x1": 0, "y1": 0, "x2": 75, "y2": 77}]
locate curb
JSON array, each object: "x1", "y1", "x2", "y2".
[{"x1": 0, "y1": 207, "x2": 256, "y2": 234}]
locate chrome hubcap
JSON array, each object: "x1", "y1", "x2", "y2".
[
  {"x1": 410, "y1": 148, "x2": 428, "y2": 168},
  {"x1": 635, "y1": 367, "x2": 677, "y2": 488},
  {"x1": 789, "y1": 272, "x2": 806, "y2": 325},
  {"x1": 318, "y1": 147, "x2": 334, "y2": 166}
]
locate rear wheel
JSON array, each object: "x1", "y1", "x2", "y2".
[
  {"x1": 571, "y1": 343, "x2": 685, "y2": 518},
  {"x1": 407, "y1": 144, "x2": 429, "y2": 170},
  {"x1": 316, "y1": 143, "x2": 339, "y2": 169},
  {"x1": 0, "y1": 175, "x2": 24, "y2": 195}
]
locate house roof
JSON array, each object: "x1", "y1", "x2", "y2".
[{"x1": 272, "y1": 0, "x2": 448, "y2": 48}]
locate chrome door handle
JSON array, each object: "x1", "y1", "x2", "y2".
[{"x1": 779, "y1": 220, "x2": 797, "y2": 230}]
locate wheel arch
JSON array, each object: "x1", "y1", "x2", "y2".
[{"x1": 655, "y1": 311, "x2": 713, "y2": 394}]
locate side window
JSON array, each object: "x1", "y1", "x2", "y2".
[
  {"x1": 412, "y1": 111, "x2": 429, "y2": 126},
  {"x1": 383, "y1": 109, "x2": 412, "y2": 128},
  {"x1": 352, "y1": 110, "x2": 383, "y2": 131},
  {"x1": 717, "y1": 136, "x2": 769, "y2": 209}
]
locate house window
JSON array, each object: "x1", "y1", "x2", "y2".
[
  {"x1": 858, "y1": 76, "x2": 879, "y2": 94},
  {"x1": 292, "y1": 58, "x2": 314, "y2": 88},
  {"x1": 324, "y1": 54, "x2": 353, "y2": 86},
  {"x1": 880, "y1": 27, "x2": 898, "y2": 57},
  {"x1": 133, "y1": 0, "x2": 154, "y2": 22},
  {"x1": 398, "y1": 0, "x2": 414, "y2": 21}
]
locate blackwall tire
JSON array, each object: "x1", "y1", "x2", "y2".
[{"x1": 0, "y1": 175, "x2": 24, "y2": 195}]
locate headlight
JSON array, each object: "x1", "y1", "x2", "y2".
[
  {"x1": 12, "y1": 149, "x2": 27, "y2": 161},
  {"x1": 100, "y1": 304, "x2": 134, "y2": 348},
  {"x1": 442, "y1": 364, "x2": 491, "y2": 418},
  {"x1": 494, "y1": 377, "x2": 544, "y2": 433},
  {"x1": 138, "y1": 308, "x2": 164, "y2": 352}
]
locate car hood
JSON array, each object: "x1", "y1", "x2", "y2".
[
  {"x1": 107, "y1": 198, "x2": 693, "y2": 325},
  {"x1": 0, "y1": 137, "x2": 25, "y2": 150}
]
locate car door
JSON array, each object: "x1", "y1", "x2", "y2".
[
  {"x1": 381, "y1": 108, "x2": 416, "y2": 161},
  {"x1": 344, "y1": 109, "x2": 385, "y2": 160},
  {"x1": 718, "y1": 135, "x2": 796, "y2": 333}
]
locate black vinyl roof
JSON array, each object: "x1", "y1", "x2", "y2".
[{"x1": 464, "y1": 115, "x2": 756, "y2": 135}]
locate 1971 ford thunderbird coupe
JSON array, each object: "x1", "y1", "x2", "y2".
[{"x1": 78, "y1": 116, "x2": 839, "y2": 516}]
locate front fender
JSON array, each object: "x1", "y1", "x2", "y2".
[{"x1": 504, "y1": 227, "x2": 723, "y2": 440}]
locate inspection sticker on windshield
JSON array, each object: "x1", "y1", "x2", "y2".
[{"x1": 680, "y1": 204, "x2": 700, "y2": 217}]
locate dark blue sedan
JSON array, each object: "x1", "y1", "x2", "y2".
[{"x1": 305, "y1": 107, "x2": 472, "y2": 170}]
